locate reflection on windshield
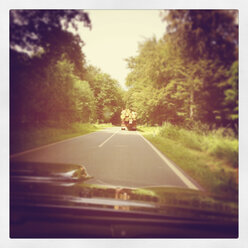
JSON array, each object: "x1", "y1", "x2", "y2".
[{"x1": 114, "y1": 188, "x2": 130, "y2": 210}]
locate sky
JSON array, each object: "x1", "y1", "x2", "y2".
[{"x1": 78, "y1": 10, "x2": 167, "y2": 89}]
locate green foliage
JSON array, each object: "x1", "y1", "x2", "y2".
[
  {"x1": 202, "y1": 132, "x2": 238, "y2": 167},
  {"x1": 10, "y1": 10, "x2": 124, "y2": 130},
  {"x1": 125, "y1": 10, "x2": 238, "y2": 130},
  {"x1": 10, "y1": 10, "x2": 91, "y2": 53},
  {"x1": 157, "y1": 123, "x2": 238, "y2": 168},
  {"x1": 162, "y1": 10, "x2": 238, "y2": 65},
  {"x1": 141, "y1": 122, "x2": 238, "y2": 168},
  {"x1": 10, "y1": 53, "x2": 96, "y2": 126},
  {"x1": 73, "y1": 80, "x2": 96, "y2": 122},
  {"x1": 85, "y1": 65, "x2": 125, "y2": 124},
  {"x1": 159, "y1": 123, "x2": 202, "y2": 150},
  {"x1": 223, "y1": 61, "x2": 238, "y2": 123}
]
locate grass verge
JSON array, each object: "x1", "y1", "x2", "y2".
[
  {"x1": 10, "y1": 122, "x2": 112, "y2": 155},
  {"x1": 138, "y1": 124, "x2": 238, "y2": 198}
]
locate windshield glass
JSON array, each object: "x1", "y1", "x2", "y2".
[{"x1": 9, "y1": 9, "x2": 239, "y2": 239}]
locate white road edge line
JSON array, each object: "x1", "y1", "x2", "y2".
[
  {"x1": 137, "y1": 132, "x2": 199, "y2": 190},
  {"x1": 98, "y1": 130, "x2": 120, "y2": 148}
]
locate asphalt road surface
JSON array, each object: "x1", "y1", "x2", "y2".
[{"x1": 11, "y1": 127, "x2": 200, "y2": 190}]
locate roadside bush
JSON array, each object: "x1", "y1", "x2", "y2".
[
  {"x1": 156, "y1": 123, "x2": 238, "y2": 168},
  {"x1": 159, "y1": 122, "x2": 180, "y2": 139},
  {"x1": 211, "y1": 127, "x2": 237, "y2": 139},
  {"x1": 214, "y1": 169, "x2": 238, "y2": 194},
  {"x1": 185, "y1": 120, "x2": 211, "y2": 135},
  {"x1": 159, "y1": 123, "x2": 202, "y2": 151},
  {"x1": 71, "y1": 122, "x2": 93, "y2": 132},
  {"x1": 177, "y1": 129, "x2": 202, "y2": 151},
  {"x1": 203, "y1": 136, "x2": 238, "y2": 168}
]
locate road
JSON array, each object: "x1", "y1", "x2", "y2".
[{"x1": 10, "y1": 127, "x2": 200, "y2": 190}]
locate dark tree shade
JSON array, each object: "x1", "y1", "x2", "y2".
[
  {"x1": 10, "y1": 10, "x2": 91, "y2": 52},
  {"x1": 10, "y1": 10, "x2": 92, "y2": 127},
  {"x1": 163, "y1": 10, "x2": 238, "y2": 66}
]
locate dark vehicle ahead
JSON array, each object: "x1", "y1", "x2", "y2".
[{"x1": 10, "y1": 161, "x2": 238, "y2": 238}]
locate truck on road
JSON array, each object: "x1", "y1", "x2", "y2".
[{"x1": 121, "y1": 109, "x2": 137, "y2": 131}]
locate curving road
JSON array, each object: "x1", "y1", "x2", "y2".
[{"x1": 10, "y1": 127, "x2": 200, "y2": 189}]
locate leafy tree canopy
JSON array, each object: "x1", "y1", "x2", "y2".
[
  {"x1": 125, "y1": 10, "x2": 238, "y2": 130},
  {"x1": 162, "y1": 10, "x2": 238, "y2": 65},
  {"x1": 10, "y1": 10, "x2": 91, "y2": 52}
]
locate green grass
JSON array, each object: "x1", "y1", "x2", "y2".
[
  {"x1": 138, "y1": 124, "x2": 238, "y2": 198},
  {"x1": 10, "y1": 122, "x2": 112, "y2": 155},
  {"x1": 157, "y1": 123, "x2": 238, "y2": 167},
  {"x1": 202, "y1": 134, "x2": 238, "y2": 167}
]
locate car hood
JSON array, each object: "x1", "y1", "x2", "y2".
[{"x1": 10, "y1": 161, "x2": 238, "y2": 222}]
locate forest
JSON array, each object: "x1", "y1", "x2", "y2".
[
  {"x1": 10, "y1": 10, "x2": 238, "y2": 132},
  {"x1": 125, "y1": 10, "x2": 238, "y2": 131},
  {"x1": 10, "y1": 10, "x2": 124, "y2": 130}
]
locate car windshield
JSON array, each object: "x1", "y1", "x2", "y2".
[{"x1": 9, "y1": 9, "x2": 239, "y2": 239}]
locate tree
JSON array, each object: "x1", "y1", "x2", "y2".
[
  {"x1": 162, "y1": 10, "x2": 238, "y2": 65},
  {"x1": 85, "y1": 66, "x2": 125, "y2": 124},
  {"x1": 162, "y1": 10, "x2": 238, "y2": 125},
  {"x1": 10, "y1": 10, "x2": 92, "y2": 127},
  {"x1": 125, "y1": 10, "x2": 238, "y2": 128},
  {"x1": 222, "y1": 61, "x2": 238, "y2": 128},
  {"x1": 10, "y1": 10, "x2": 91, "y2": 79},
  {"x1": 73, "y1": 80, "x2": 96, "y2": 123},
  {"x1": 10, "y1": 10, "x2": 91, "y2": 53}
]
